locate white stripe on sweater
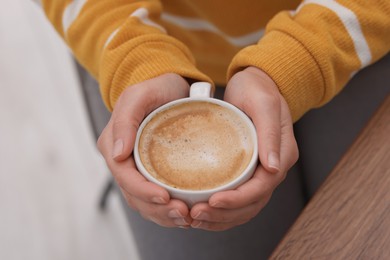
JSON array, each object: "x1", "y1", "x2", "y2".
[
  {"x1": 62, "y1": 0, "x2": 88, "y2": 33},
  {"x1": 63, "y1": 2, "x2": 262, "y2": 48},
  {"x1": 103, "y1": 8, "x2": 166, "y2": 48},
  {"x1": 131, "y1": 8, "x2": 166, "y2": 33},
  {"x1": 104, "y1": 10, "x2": 263, "y2": 48},
  {"x1": 63, "y1": 3, "x2": 166, "y2": 35},
  {"x1": 161, "y1": 13, "x2": 264, "y2": 47},
  {"x1": 293, "y1": 0, "x2": 371, "y2": 69}
]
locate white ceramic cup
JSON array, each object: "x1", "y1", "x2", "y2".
[{"x1": 134, "y1": 82, "x2": 258, "y2": 207}]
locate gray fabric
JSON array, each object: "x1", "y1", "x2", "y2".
[
  {"x1": 75, "y1": 62, "x2": 111, "y2": 139},
  {"x1": 121, "y1": 165, "x2": 304, "y2": 260},
  {"x1": 76, "y1": 53, "x2": 389, "y2": 260},
  {"x1": 295, "y1": 53, "x2": 390, "y2": 196}
]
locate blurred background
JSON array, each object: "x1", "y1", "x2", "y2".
[{"x1": 0, "y1": 0, "x2": 139, "y2": 259}]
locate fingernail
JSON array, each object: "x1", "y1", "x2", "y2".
[
  {"x1": 112, "y1": 139, "x2": 124, "y2": 159},
  {"x1": 191, "y1": 220, "x2": 203, "y2": 229},
  {"x1": 178, "y1": 226, "x2": 189, "y2": 230},
  {"x1": 268, "y1": 152, "x2": 280, "y2": 172},
  {"x1": 151, "y1": 197, "x2": 167, "y2": 204},
  {"x1": 211, "y1": 201, "x2": 224, "y2": 208},
  {"x1": 168, "y1": 209, "x2": 183, "y2": 218},
  {"x1": 174, "y1": 218, "x2": 189, "y2": 226},
  {"x1": 193, "y1": 211, "x2": 202, "y2": 219},
  {"x1": 193, "y1": 212, "x2": 209, "y2": 221}
]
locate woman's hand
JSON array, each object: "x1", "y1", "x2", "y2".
[
  {"x1": 190, "y1": 67, "x2": 299, "y2": 231},
  {"x1": 97, "y1": 73, "x2": 193, "y2": 228}
]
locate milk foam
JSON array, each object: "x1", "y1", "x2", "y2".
[{"x1": 139, "y1": 102, "x2": 254, "y2": 190}]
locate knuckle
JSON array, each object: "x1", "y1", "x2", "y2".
[
  {"x1": 256, "y1": 90, "x2": 280, "y2": 107},
  {"x1": 264, "y1": 127, "x2": 280, "y2": 141},
  {"x1": 112, "y1": 119, "x2": 128, "y2": 130},
  {"x1": 266, "y1": 94, "x2": 281, "y2": 108},
  {"x1": 119, "y1": 85, "x2": 141, "y2": 103}
]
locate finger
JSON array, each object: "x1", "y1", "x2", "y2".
[
  {"x1": 250, "y1": 91, "x2": 282, "y2": 173},
  {"x1": 280, "y1": 98, "x2": 299, "y2": 168},
  {"x1": 111, "y1": 74, "x2": 190, "y2": 161},
  {"x1": 102, "y1": 134, "x2": 194, "y2": 228},
  {"x1": 208, "y1": 166, "x2": 281, "y2": 209},
  {"x1": 191, "y1": 219, "x2": 249, "y2": 231},
  {"x1": 123, "y1": 189, "x2": 191, "y2": 228},
  {"x1": 191, "y1": 199, "x2": 267, "y2": 224},
  {"x1": 115, "y1": 158, "x2": 171, "y2": 204},
  {"x1": 99, "y1": 124, "x2": 171, "y2": 204},
  {"x1": 210, "y1": 99, "x2": 298, "y2": 210},
  {"x1": 225, "y1": 67, "x2": 282, "y2": 173},
  {"x1": 111, "y1": 89, "x2": 148, "y2": 161}
]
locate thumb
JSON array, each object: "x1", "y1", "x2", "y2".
[
  {"x1": 110, "y1": 81, "x2": 154, "y2": 161},
  {"x1": 111, "y1": 119, "x2": 140, "y2": 162},
  {"x1": 111, "y1": 92, "x2": 146, "y2": 161},
  {"x1": 225, "y1": 67, "x2": 282, "y2": 173},
  {"x1": 111, "y1": 73, "x2": 191, "y2": 161}
]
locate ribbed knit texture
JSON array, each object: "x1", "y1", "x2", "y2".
[
  {"x1": 101, "y1": 35, "x2": 212, "y2": 110},
  {"x1": 40, "y1": 0, "x2": 390, "y2": 120},
  {"x1": 228, "y1": 31, "x2": 325, "y2": 122}
]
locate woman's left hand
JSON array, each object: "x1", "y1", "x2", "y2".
[{"x1": 190, "y1": 66, "x2": 299, "y2": 231}]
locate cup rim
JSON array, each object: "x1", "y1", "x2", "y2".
[{"x1": 133, "y1": 97, "x2": 258, "y2": 195}]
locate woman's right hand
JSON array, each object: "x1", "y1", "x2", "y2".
[{"x1": 97, "y1": 73, "x2": 193, "y2": 228}]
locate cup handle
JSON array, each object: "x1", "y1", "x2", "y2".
[{"x1": 190, "y1": 82, "x2": 212, "y2": 98}]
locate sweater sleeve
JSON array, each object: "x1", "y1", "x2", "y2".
[
  {"x1": 228, "y1": 0, "x2": 390, "y2": 122},
  {"x1": 40, "y1": 0, "x2": 212, "y2": 111}
]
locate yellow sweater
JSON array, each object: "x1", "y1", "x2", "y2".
[{"x1": 39, "y1": 0, "x2": 390, "y2": 122}]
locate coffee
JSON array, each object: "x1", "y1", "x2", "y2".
[{"x1": 138, "y1": 101, "x2": 254, "y2": 190}]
